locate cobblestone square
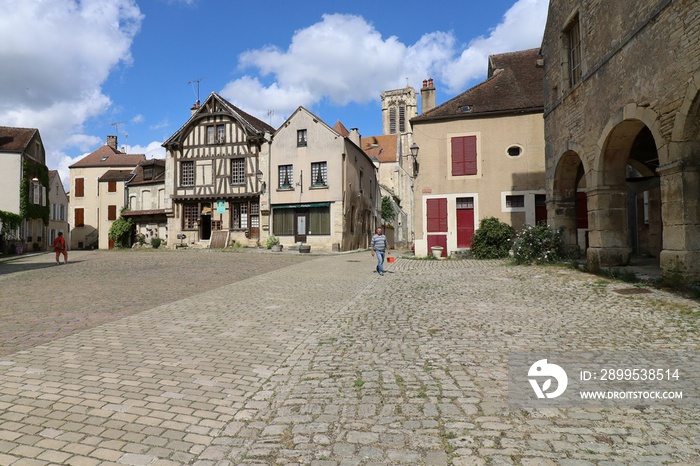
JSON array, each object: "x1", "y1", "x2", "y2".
[{"x1": 0, "y1": 250, "x2": 698, "y2": 465}]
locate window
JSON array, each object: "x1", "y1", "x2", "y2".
[
  {"x1": 250, "y1": 203, "x2": 259, "y2": 229},
  {"x1": 207, "y1": 126, "x2": 215, "y2": 144},
  {"x1": 297, "y1": 129, "x2": 307, "y2": 147},
  {"x1": 181, "y1": 161, "x2": 195, "y2": 186},
  {"x1": 75, "y1": 208, "x2": 84, "y2": 227},
  {"x1": 183, "y1": 204, "x2": 198, "y2": 229},
  {"x1": 129, "y1": 195, "x2": 136, "y2": 210},
  {"x1": 456, "y1": 197, "x2": 474, "y2": 209},
  {"x1": 75, "y1": 178, "x2": 84, "y2": 197},
  {"x1": 108, "y1": 205, "x2": 117, "y2": 220},
  {"x1": 31, "y1": 182, "x2": 41, "y2": 205},
  {"x1": 278, "y1": 165, "x2": 293, "y2": 189},
  {"x1": 232, "y1": 202, "x2": 248, "y2": 229},
  {"x1": 507, "y1": 146, "x2": 522, "y2": 157},
  {"x1": 506, "y1": 195, "x2": 525, "y2": 208},
  {"x1": 451, "y1": 136, "x2": 477, "y2": 176},
  {"x1": 143, "y1": 166, "x2": 154, "y2": 180},
  {"x1": 311, "y1": 162, "x2": 327, "y2": 187},
  {"x1": 399, "y1": 105, "x2": 406, "y2": 133},
  {"x1": 231, "y1": 158, "x2": 245, "y2": 185},
  {"x1": 272, "y1": 209, "x2": 294, "y2": 236},
  {"x1": 217, "y1": 124, "x2": 225, "y2": 144},
  {"x1": 59, "y1": 205, "x2": 65, "y2": 221},
  {"x1": 565, "y1": 15, "x2": 582, "y2": 88},
  {"x1": 389, "y1": 107, "x2": 397, "y2": 134},
  {"x1": 308, "y1": 207, "x2": 330, "y2": 235},
  {"x1": 108, "y1": 181, "x2": 117, "y2": 192}
]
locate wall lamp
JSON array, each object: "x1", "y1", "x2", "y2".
[
  {"x1": 403, "y1": 143, "x2": 419, "y2": 177},
  {"x1": 256, "y1": 169, "x2": 266, "y2": 194}
]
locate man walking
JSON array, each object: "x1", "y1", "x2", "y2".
[
  {"x1": 370, "y1": 226, "x2": 390, "y2": 275},
  {"x1": 53, "y1": 231, "x2": 68, "y2": 265}
]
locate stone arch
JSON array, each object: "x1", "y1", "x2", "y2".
[
  {"x1": 672, "y1": 69, "x2": 700, "y2": 144},
  {"x1": 551, "y1": 146, "x2": 588, "y2": 256},
  {"x1": 587, "y1": 105, "x2": 665, "y2": 266}
]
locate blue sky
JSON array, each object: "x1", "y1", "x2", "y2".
[{"x1": 0, "y1": 0, "x2": 549, "y2": 187}]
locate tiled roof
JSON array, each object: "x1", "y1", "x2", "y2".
[
  {"x1": 122, "y1": 209, "x2": 167, "y2": 217},
  {"x1": 70, "y1": 144, "x2": 146, "y2": 169},
  {"x1": 413, "y1": 48, "x2": 543, "y2": 123},
  {"x1": 98, "y1": 169, "x2": 134, "y2": 182},
  {"x1": 361, "y1": 135, "x2": 398, "y2": 163},
  {"x1": 0, "y1": 126, "x2": 38, "y2": 152}
]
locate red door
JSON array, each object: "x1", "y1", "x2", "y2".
[
  {"x1": 426, "y1": 198, "x2": 448, "y2": 257},
  {"x1": 456, "y1": 197, "x2": 474, "y2": 248}
]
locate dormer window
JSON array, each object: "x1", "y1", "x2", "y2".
[{"x1": 143, "y1": 166, "x2": 154, "y2": 180}]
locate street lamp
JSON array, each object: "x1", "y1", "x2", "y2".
[
  {"x1": 404, "y1": 143, "x2": 419, "y2": 177},
  {"x1": 256, "y1": 169, "x2": 266, "y2": 194}
]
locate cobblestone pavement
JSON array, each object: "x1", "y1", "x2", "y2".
[{"x1": 0, "y1": 251, "x2": 699, "y2": 465}]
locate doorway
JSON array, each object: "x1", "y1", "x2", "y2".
[{"x1": 295, "y1": 211, "x2": 308, "y2": 243}]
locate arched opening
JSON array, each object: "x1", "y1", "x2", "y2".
[
  {"x1": 590, "y1": 120, "x2": 661, "y2": 267},
  {"x1": 552, "y1": 150, "x2": 587, "y2": 257}
]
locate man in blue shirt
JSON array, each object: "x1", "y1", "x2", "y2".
[{"x1": 370, "y1": 226, "x2": 390, "y2": 275}]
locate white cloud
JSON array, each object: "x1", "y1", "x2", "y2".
[
  {"x1": 128, "y1": 141, "x2": 166, "y2": 160},
  {"x1": 0, "y1": 0, "x2": 143, "y2": 172},
  {"x1": 222, "y1": 0, "x2": 549, "y2": 118}
]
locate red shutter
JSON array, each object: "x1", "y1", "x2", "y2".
[
  {"x1": 108, "y1": 205, "x2": 117, "y2": 221},
  {"x1": 108, "y1": 181, "x2": 117, "y2": 192},
  {"x1": 426, "y1": 198, "x2": 447, "y2": 232},
  {"x1": 451, "y1": 136, "x2": 477, "y2": 176}
]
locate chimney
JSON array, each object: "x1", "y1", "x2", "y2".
[
  {"x1": 106, "y1": 135, "x2": 118, "y2": 150},
  {"x1": 421, "y1": 78, "x2": 436, "y2": 114},
  {"x1": 349, "y1": 128, "x2": 361, "y2": 146},
  {"x1": 190, "y1": 100, "x2": 201, "y2": 116}
]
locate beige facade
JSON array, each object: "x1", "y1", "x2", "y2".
[
  {"x1": 68, "y1": 136, "x2": 145, "y2": 249},
  {"x1": 163, "y1": 93, "x2": 273, "y2": 248},
  {"x1": 542, "y1": 0, "x2": 700, "y2": 278},
  {"x1": 270, "y1": 107, "x2": 380, "y2": 252},
  {"x1": 47, "y1": 170, "x2": 69, "y2": 249},
  {"x1": 411, "y1": 50, "x2": 546, "y2": 257}
]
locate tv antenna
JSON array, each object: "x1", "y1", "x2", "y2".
[
  {"x1": 111, "y1": 121, "x2": 126, "y2": 138},
  {"x1": 266, "y1": 110, "x2": 274, "y2": 126},
  {"x1": 188, "y1": 77, "x2": 206, "y2": 105}
]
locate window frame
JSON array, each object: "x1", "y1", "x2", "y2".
[
  {"x1": 310, "y1": 161, "x2": 328, "y2": 188},
  {"x1": 564, "y1": 14, "x2": 582, "y2": 88},
  {"x1": 183, "y1": 204, "x2": 198, "y2": 230},
  {"x1": 278, "y1": 164, "x2": 294, "y2": 190},
  {"x1": 451, "y1": 135, "x2": 478, "y2": 176},
  {"x1": 297, "y1": 129, "x2": 307, "y2": 147},
  {"x1": 231, "y1": 158, "x2": 246, "y2": 185},
  {"x1": 180, "y1": 161, "x2": 195, "y2": 187}
]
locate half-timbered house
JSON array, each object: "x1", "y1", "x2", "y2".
[{"x1": 163, "y1": 93, "x2": 274, "y2": 247}]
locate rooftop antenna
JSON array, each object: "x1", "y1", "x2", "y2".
[
  {"x1": 266, "y1": 110, "x2": 274, "y2": 126},
  {"x1": 111, "y1": 121, "x2": 126, "y2": 145},
  {"x1": 188, "y1": 77, "x2": 206, "y2": 105}
]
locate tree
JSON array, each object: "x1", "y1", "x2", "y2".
[{"x1": 381, "y1": 196, "x2": 395, "y2": 225}]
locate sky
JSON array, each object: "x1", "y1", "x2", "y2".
[{"x1": 0, "y1": 0, "x2": 550, "y2": 189}]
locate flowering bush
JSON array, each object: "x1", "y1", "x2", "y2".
[
  {"x1": 511, "y1": 223, "x2": 563, "y2": 265},
  {"x1": 471, "y1": 217, "x2": 515, "y2": 259}
]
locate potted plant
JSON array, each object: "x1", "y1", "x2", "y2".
[
  {"x1": 431, "y1": 245, "x2": 444, "y2": 259},
  {"x1": 266, "y1": 236, "x2": 282, "y2": 252}
]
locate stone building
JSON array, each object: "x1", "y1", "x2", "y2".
[{"x1": 542, "y1": 0, "x2": 700, "y2": 278}]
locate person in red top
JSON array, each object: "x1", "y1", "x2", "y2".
[{"x1": 53, "y1": 231, "x2": 68, "y2": 265}]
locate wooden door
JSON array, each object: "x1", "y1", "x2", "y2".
[
  {"x1": 456, "y1": 197, "x2": 474, "y2": 248},
  {"x1": 426, "y1": 198, "x2": 448, "y2": 257}
]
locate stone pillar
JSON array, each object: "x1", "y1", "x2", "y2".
[
  {"x1": 586, "y1": 186, "x2": 631, "y2": 266},
  {"x1": 658, "y1": 160, "x2": 700, "y2": 279},
  {"x1": 548, "y1": 194, "x2": 578, "y2": 257}
]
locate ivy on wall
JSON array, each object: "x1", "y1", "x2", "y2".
[{"x1": 20, "y1": 160, "x2": 50, "y2": 225}]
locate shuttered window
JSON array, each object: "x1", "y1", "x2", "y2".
[
  {"x1": 108, "y1": 181, "x2": 117, "y2": 192},
  {"x1": 75, "y1": 208, "x2": 84, "y2": 227},
  {"x1": 451, "y1": 136, "x2": 477, "y2": 176},
  {"x1": 108, "y1": 205, "x2": 117, "y2": 221},
  {"x1": 75, "y1": 178, "x2": 85, "y2": 197},
  {"x1": 426, "y1": 198, "x2": 447, "y2": 232}
]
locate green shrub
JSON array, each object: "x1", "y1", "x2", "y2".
[
  {"x1": 108, "y1": 217, "x2": 134, "y2": 248},
  {"x1": 151, "y1": 238, "x2": 162, "y2": 249},
  {"x1": 265, "y1": 236, "x2": 280, "y2": 249},
  {"x1": 512, "y1": 223, "x2": 563, "y2": 265},
  {"x1": 470, "y1": 217, "x2": 515, "y2": 259}
]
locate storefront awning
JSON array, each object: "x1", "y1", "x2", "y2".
[{"x1": 272, "y1": 202, "x2": 330, "y2": 209}]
